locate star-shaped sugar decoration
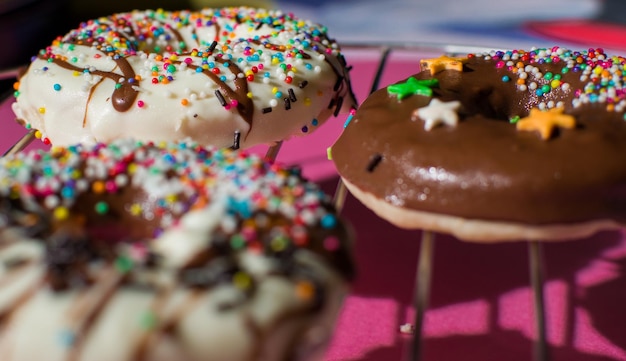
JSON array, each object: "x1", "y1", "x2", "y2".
[
  {"x1": 420, "y1": 55, "x2": 468, "y2": 75},
  {"x1": 516, "y1": 107, "x2": 576, "y2": 140},
  {"x1": 412, "y1": 98, "x2": 462, "y2": 131},
  {"x1": 387, "y1": 77, "x2": 439, "y2": 100}
]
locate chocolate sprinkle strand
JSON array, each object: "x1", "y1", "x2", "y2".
[
  {"x1": 366, "y1": 153, "x2": 383, "y2": 172},
  {"x1": 215, "y1": 90, "x2": 227, "y2": 106},
  {"x1": 231, "y1": 131, "x2": 241, "y2": 150},
  {"x1": 284, "y1": 98, "x2": 291, "y2": 110},
  {"x1": 327, "y1": 98, "x2": 336, "y2": 110},
  {"x1": 262, "y1": 107, "x2": 272, "y2": 114},
  {"x1": 208, "y1": 41, "x2": 218, "y2": 53},
  {"x1": 333, "y1": 76, "x2": 344, "y2": 91},
  {"x1": 298, "y1": 80, "x2": 308, "y2": 89},
  {"x1": 333, "y1": 96, "x2": 344, "y2": 117},
  {"x1": 337, "y1": 54, "x2": 345, "y2": 65},
  {"x1": 288, "y1": 88, "x2": 297, "y2": 102}
]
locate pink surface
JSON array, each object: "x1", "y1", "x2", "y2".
[
  {"x1": 525, "y1": 19, "x2": 626, "y2": 52},
  {"x1": 2, "y1": 47, "x2": 626, "y2": 361}
]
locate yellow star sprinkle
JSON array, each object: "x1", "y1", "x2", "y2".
[
  {"x1": 420, "y1": 55, "x2": 468, "y2": 74},
  {"x1": 516, "y1": 107, "x2": 576, "y2": 140}
]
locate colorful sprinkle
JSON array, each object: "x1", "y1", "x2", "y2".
[
  {"x1": 388, "y1": 77, "x2": 439, "y2": 100},
  {"x1": 114, "y1": 255, "x2": 134, "y2": 273},
  {"x1": 0, "y1": 138, "x2": 352, "y2": 296},
  {"x1": 139, "y1": 311, "x2": 158, "y2": 330},
  {"x1": 420, "y1": 55, "x2": 468, "y2": 74},
  {"x1": 295, "y1": 280, "x2": 315, "y2": 300},
  {"x1": 95, "y1": 201, "x2": 109, "y2": 214},
  {"x1": 516, "y1": 107, "x2": 576, "y2": 140},
  {"x1": 58, "y1": 329, "x2": 76, "y2": 348},
  {"x1": 53, "y1": 207, "x2": 70, "y2": 220},
  {"x1": 323, "y1": 236, "x2": 340, "y2": 251},
  {"x1": 482, "y1": 47, "x2": 626, "y2": 114}
]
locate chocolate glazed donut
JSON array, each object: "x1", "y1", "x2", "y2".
[
  {"x1": 0, "y1": 139, "x2": 354, "y2": 361},
  {"x1": 332, "y1": 47, "x2": 626, "y2": 242}
]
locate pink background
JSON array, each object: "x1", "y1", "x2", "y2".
[{"x1": 2, "y1": 45, "x2": 626, "y2": 361}]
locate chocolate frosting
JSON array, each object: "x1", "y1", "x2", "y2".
[{"x1": 332, "y1": 48, "x2": 626, "y2": 225}]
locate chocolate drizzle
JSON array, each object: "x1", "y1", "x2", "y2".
[
  {"x1": 41, "y1": 41, "x2": 257, "y2": 124},
  {"x1": 65, "y1": 267, "x2": 127, "y2": 361},
  {"x1": 132, "y1": 290, "x2": 205, "y2": 361},
  {"x1": 130, "y1": 287, "x2": 175, "y2": 361},
  {"x1": 45, "y1": 56, "x2": 139, "y2": 113},
  {"x1": 182, "y1": 59, "x2": 253, "y2": 125},
  {"x1": 0, "y1": 277, "x2": 45, "y2": 325},
  {"x1": 84, "y1": 78, "x2": 105, "y2": 127}
]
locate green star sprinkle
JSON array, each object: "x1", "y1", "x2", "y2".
[{"x1": 387, "y1": 77, "x2": 439, "y2": 100}]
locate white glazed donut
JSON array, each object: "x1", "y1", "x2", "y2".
[
  {"x1": 11, "y1": 7, "x2": 356, "y2": 148},
  {"x1": 0, "y1": 138, "x2": 354, "y2": 361}
]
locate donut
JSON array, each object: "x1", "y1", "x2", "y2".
[
  {"x1": 0, "y1": 138, "x2": 354, "y2": 360},
  {"x1": 331, "y1": 46, "x2": 626, "y2": 242},
  {"x1": 11, "y1": 7, "x2": 356, "y2": 148}
]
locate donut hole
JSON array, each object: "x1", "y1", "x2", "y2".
[
  {"x1": 434, "y1": 66, "x2": 530, "y2": 123},
  {"x1": 468, "y1": 88, "x2": 513, "y2": 121},
  {"x1": 435, "y1": 62, "x2": 583, "y2": 124},
  {"x1": 438, "y1": 86, "x2": 517, "y2": 122}
]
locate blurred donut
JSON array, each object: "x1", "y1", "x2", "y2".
[{"x1": 0, "y1": 138, "x2": 354, "y2": 360}]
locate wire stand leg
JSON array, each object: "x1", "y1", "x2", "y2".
[
  {"x1": 333, "y1": 177, "x2": 348, "y2": 213},
  {"x1": 264, "y1": 140, "x2": 283, "y2": 163},
  {"x1": 332, "y1": 46, "x2": 391, "y2": 211},
  {"x1": 407, "y1": 230, "x2": 435, "y2": 361},
  {"x1": 529, "y1": 240, "x2": 550, "y2": 361},
  {"x1": 0, "y1": 66, "x2": 21, "y2": 81},
  {"x1": 3, "y1": 130, "x2": 36, "y2": 157}
]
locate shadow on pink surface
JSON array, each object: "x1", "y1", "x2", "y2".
[{"x1": 318, "y1": 175, "x2": 626, "y2": 361}]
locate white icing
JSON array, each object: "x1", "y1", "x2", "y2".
[
  {"x1": 12, "y1": 7, "x2": 355, "y2": 149},
  {"x1": 153, "y1": 198, "x2": 226, "y2": 269},
  {"x1": 0, "y1": 245, "x2": 348, "y2": 361}
]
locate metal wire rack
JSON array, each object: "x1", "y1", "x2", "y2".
[{"x1": 1, "y1": 42, "x2": 555, "y2": 361}]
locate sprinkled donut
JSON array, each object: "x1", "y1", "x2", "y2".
[
  {"x1": 0, "y1": 139, "x2": 353, "y2": 360},
  {"x1": 11, "y1": 7, "x2": 355, "y2": 148},
  {"x1": 331, "y1": 47, "x2": 626, "y2": 242}
]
